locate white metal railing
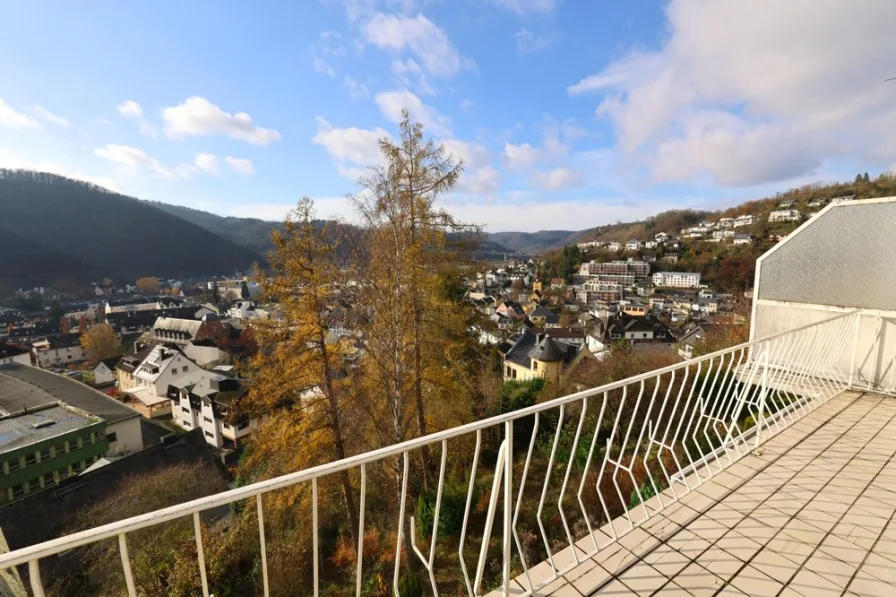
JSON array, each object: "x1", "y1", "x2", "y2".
[{"x1": 0, "y1": 310, "x2": 868, "y2": 596}]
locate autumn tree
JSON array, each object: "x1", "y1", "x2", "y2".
[
  {"x1": 240, "y1": 196, "x2": 359, "y2": 545},
  {"x1": 136, "y1": 276, "x2": 160, "y2": 294},
  {"x1": 79, "y1": 323, "x2": 121, "y2": 363},
  {"x1": 351, "y1": 110, "x2": 475, "y2": 482}
]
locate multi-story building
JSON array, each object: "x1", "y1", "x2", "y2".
[
  {"x1": 31, "y1": 334, "x2": 87, "y2": 368},
  {"x1": 712, "y1": 230, "x2": 735, "y2": 240},
  {"x1": 578, "y1": 260, "x2": 649, "y2": 278},
  {"x1": 768, "y1": 209, "x2": 800, "y2": 222},
  {"x1": 732, "y1": 214, "x2": 757, "y2": 227},
  {"x1": 652, "y1": 271, "x2": 702, "y2": 288},
  {"x1": 0, "y1": 403, "x2": 107, "y2": 503},
  {"x1": 577, "y1": 280, "x2": 622, "y2": 304},
  {"x1": 169, "y1": 375, "x2": 257, "y2": 450},
  {"x1": 0, "y1": 363, "x2": 143, "y2": 459}
]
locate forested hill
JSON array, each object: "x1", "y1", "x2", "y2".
[{"x1": 0, "y1": 170, "x2": 262, "y2": 285}]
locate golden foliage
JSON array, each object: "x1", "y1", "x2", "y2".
[{"x1": 79, "y1": 322, "x2": 121, "y2": 363}]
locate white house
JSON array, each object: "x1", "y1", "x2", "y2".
[
  {"x1": 625, "y1": 239, "x2": 643, "y2": 251},
  {"x1": 733, "y1": 234, "x2": 753, "y2": 245},
  {"x1": 712, "y1": 230, "x2": 735, "y2": 240},
  {"x1": 32, "y1": 334, "x2": 87, "y2": 368},
  {"x1": 0, "y1": 343, "x2": 31, "y2": 366},
  {"x1": 652, "y1": 271, "x2": 702, "y2": 289},
  {"x1": 733, "y1": 215, "x2": 757, "y2": 228},
  {"x1": 769, "y1": 209, "x2": 800, "y2": 222},
  {"x1": 170, "y1": 375, "x2": 258, "y2": 450},
  {"x1": 125, "y1": 345, "x2": 204, "y2": 416},
  {"x1": 607, "y1": 242, "x2": 622, "y2": 252},
  {"x1": 93, "y1": 357, "x2": 120, "y2": 385}
]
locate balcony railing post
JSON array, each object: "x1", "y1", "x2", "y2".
[
  {"x1": 755, "y1": 347, "x2": 770, "y2": 449},
  {"x1": 849, "y1": 312, "x2": 862, "y2": 388},
  {"x1": 503, "y1": 419, "x2": 513, "y2": 596}
]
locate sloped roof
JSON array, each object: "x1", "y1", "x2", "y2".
[{"x1": 528, "y1": 334, "x2": 569, "y2": 362}]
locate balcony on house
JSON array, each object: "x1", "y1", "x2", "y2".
[{"x1": 2, "y1": 198, "x2": 896, "y2": 596}]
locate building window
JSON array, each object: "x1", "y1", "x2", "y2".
[
  {"x1": 106, "y1": 432, "x2": 117, "y2": 443},
  {"x1": 24, "y1": 452, "x2": 36, "y2": 466},
  {"x1": 204, "y1": 431, "x2": 213, "y2": 438},
  {"x1": 505, "y1": 366, "x2": 511, "y2": 377},
  {"x1": 171, "y1": 368, "x2": 178, "y2": 375},
  {"x1": 237, "y1": 421, "x2": 250, "y2": 430},
  {"x1": 203, "y1": 416, "x2": 213, "y2": 423},
  {"x1": 183, "y1": 421, "x2": 191, "y2": 427},
  {"x1": 533, "y1": 361, "x2": 538, "y2": 371},
  {"x1": 182, "y1": 365, "x2": 189, "y2": 372},
  {"x1": 182, "y1": 407, "x2": 190, "y2": 413}
]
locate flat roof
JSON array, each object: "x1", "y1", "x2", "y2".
[
  {"x1": 0, "y1": 363, "x2": 140, "y2": 425},
  {"x1": 0, "y1": 405, "x2": 99, "y2": 451}
]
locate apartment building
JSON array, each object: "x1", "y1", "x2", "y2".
[
  {"x1": 651, "y1": 271, "x2": 702, "y2": 288},
  {"x1": 768, "y1": 209, "x2": 800, "y2": 222}
]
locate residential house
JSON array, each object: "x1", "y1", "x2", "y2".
[
  {"x1": 625, "y1": 239, "x2": 643, "y2": 251},
  {"x1": 807, "y1": 198, "x2": 827, "y2": 208},
  {"x1": 503, "y1": 330, "x2": 584, "y2": 383},
  {"x1": 607, "y1": 242, "x2": 622, "y2": 252},
  {"x1": 92, "y1": 357, "x2": 120, "y2": 385},
  {"x1": 496, "y1": 301, "x2": 526, "y2": 320},
  {"x1": 711, "y1": 230, "x2": 735, "y2": 240},
  {"x1": 32, "y1": 334, "x2": 86, "y2": 368},
  {"x1": 831, "y1": 194, "x2": 856, "y2": 203},
  {"x1": 733, "y1": 215, "x2": 757, "y2": 228},
  {"x1": 549, "y1": 278, "x2": 566, "y2": 290},
  {"x1": 778, "y1": 200, "x2": 796, "y2": 208},
  {"x1": 733, "y1": 234, "x2": 752, "y2": 245},
  {"x1": 0, "y1": 343, "x2": 31, "y2": 366},
  {"x1": 168, "y1": 374, "x2": 255, "y2": 449},
  {"x1": 603, "y1": 313, "x2": 673, "y2": 345},
  {"x1": 528, "y1": 306, "x2": 560, "y2": 328},
  {"x1": 769, "y1": 209, "x2": 800, "y2": 222},
  {"x1": 654, "y1": 232, "x2": 669, "y2": 242}
]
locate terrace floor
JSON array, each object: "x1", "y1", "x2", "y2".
[{"x1": 510, "y1": 390, "x2": 896, "y2": 597}]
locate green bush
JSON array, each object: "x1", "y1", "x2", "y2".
[{"x1": 415, "y1": 483, "x2": 470, "y2": 537}]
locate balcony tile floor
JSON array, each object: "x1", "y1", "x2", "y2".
[{"x1": 505, "y1": 390, "x2": 896, "y2": 596}]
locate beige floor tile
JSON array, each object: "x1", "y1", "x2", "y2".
[
  {"x1": 750, "y1": 548, "x2": 800, "y2": 584},
  {"x1": 673, "y1": 562, "x2": 725, "y2": 596},
  {"x1": 729, "y1": 565, "x2": 783, "y2": 597},
  {"x1": 589, "y1": 578, "x2": 637, "y2": 596},
  {"x1": 788, "y1": 568, "x2": 848, "y2": 596},
  {"x1": 803, "y1": 551, "x2": 858, "y2": 588},
  {"x1": 616, "y1": 562, "x2": 667, "y2": 594},
  {"x1": 845, "y1": 571, "x2": 894, "y2": 597},
  {"x1": 570, "y1": 562, "x2": 611, "y2": 595},
  {"x1": 858, "y1": 552, "x2": 896, "y2": 584},
  {"x1": 715, "y1": 531, "x2": 763, "y2": 562}
]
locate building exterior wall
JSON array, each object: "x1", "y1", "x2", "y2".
[
  {"x1": 34, "y1": 345, "x2": 87, "y2": 368},
  {"x1": 94, "y1": 363, "x2": 115, "y2": 385},
  {"x1": 105, "y1": 416, "x2": 143, "y2": 455},
  {"x1": 0, "y1": 423, "x2": 108, "y2": 503},
  {"x1": 752, "y1": 198, "x2": 896, "y2": 394}
]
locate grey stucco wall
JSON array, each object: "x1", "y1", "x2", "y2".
[{"x1": 757, "y1": 202, "x2": 896, "y2": 311}]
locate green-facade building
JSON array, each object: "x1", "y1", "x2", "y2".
[{"x1": 0, "y1": 404, "x2": 109, "y2": 503}]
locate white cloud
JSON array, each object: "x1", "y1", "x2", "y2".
[
  {"x1": 314, "y1": 57, "x2": 336, "y2": 77},
  {"x1": 225, "y1": 156, "x2": 254, "y2": 175},
  {"x1": 30, "y1": 106, "x2": 71, "y2": 128},
  {"x1": 531, "y1": 166, "x2": 582, "y2": 190},
  {"x1": 312, "y1": 117, "x2": 390, "y2": 175},
  {"x1": 0, "y1": 147, "x2": 122, "y2": 192},
  {"x1": 93, "y1": 144, "x2": 210, "y2": 180},
  {"x1": 342, "y1": 75, "x2": 370, "y2": 99},
  {"x1": 375, "y1": 89, "x2": 451, "y2": 136},
  {"x1": 514, "y1": 29, "x2": 555, "y2": 55},
  {"x1": 117, "y1": 100, "x2": 144, "y2": 119},
  {"x1": 363, "y1": 13, "x2": 469, "y2": 77},
  {"x1": 162, "y1": 96, "x2": 281, "y2": 146},
  {"x1": 0, "y1": 98, "x2": 42, "y2": 130},
  {"x1": 392, "y1": 58, "x2": 436, "y2": 95},
  {"x1": 442, "y1": 139, "x2": 498, "y2": 194},
  {"x1": 503, "y1": 142, "x2": 543, "y2": 169},
  {"x1": 568, "y1": 0, "x2": 896, "y2": 186},
  {"x1": 94, "y1": 144, "x2": 173, "y2": 178},
  {"x1": 194, "y1": 153, "x2": 220, "y2": 174},
  {"x1": 486, "y1": 0, "x2": 558, "y2": 16},
  {"x1": 459, "y1": 98, "x2": 474, "y2": 109}
]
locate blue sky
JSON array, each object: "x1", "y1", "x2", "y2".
[{"x1": 2, "y1": 0, "x2": 895, "y2": 231}]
